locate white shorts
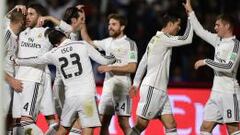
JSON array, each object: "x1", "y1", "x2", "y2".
[
  {"x1": 61, "y1": 95, "x2": 101, "y2": 128},
  {"x1": 39, "y1": 70, "x2": 56, "y2": 116},
  {"x1": 13, "y1": 81, "x2": 44, "y2": 121},
  {"x1": 204, "y1": 91, "x2": 240, "y2": 123},
  {"x1": 136, "y1": 85, "x2": 172, "y2": 120},
  {"x1": 53, "y1": 79, "x2": 65, "y2": 116},
  {"x1": 99, "y1": 78, "x2": 132, "y2": 116}
]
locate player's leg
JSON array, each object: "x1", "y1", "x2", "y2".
[
  {"x1": 56, "y1": 125, "x2": 70, "y2": 135},
  {"x1": 226, "y1": 122, "x2": 240, "y2": 135},
  {"x1": 20, "y1": 81, "x2": 44, "y2": 134},
  {"x1": 159, "y1": 95, "x2": 177, "y2": 135},
  {"x1": 225, "y1": 93, "x2": 240, "y2": 135},
  {"x1": 113, "y1": 81, "x2": 132, "y2": 134},
  {"x1": 200, "y1": 92, "x2": 220, "y2": 134},
  {"x1": 160, "y1": 114, "x2": 177, "y2": 135},
  {"x1": 129, "y1": 85, "x2": 161, "y2": 134},
  {"x1": 98, "y1": 92, "x2": 114, "y2": 135},
  {"x1": 69, "y1": 119, "x2": 82, "y2": 135},
  {"x1": 78, "y1": 95, "x2": 101, "y2": 135},
  {"x1": 115, "y1": 94, "x2": 132, "y2": 134}
]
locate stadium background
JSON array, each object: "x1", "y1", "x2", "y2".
[{"x1": 6, "y1": 0, "x2": 240, "y2": 134}]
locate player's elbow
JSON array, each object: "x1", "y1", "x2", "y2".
[{"x1": 128, "y1": 63, "x2": 137, "y2": 73}]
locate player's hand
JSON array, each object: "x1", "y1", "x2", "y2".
[
  {"x1": 14, "y1": 5, "x2": 27, "y2": 15},
  {"x1": 97, "y1": 65, "x2": 111, "y2": 73},
  {"x1": 37, "y1": 16, "x2": 47, "y2": 27},
  {"x1": 194, "y1": 59, "x2": 206, "y2": 70},
  {"x1": 129, "y1": 86, "x2": 137, "y2": 98},
  {"x1": 182, "y1": 0, "x2": 193, "y2": 14},
  {"x1": 9, "y1": 78, "x2": 23, "y2": 92}
]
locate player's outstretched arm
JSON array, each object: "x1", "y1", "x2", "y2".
[{"x1": 183, "y1": 0, "x2": 219, "y2": 47}]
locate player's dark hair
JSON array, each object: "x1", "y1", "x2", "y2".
[
  {"x1": 9, "y1": 9, "x2": 26, "y2": 23},
  {"x1": 28, "y1": 3, "x2": 48, "y2": 16},
  {"x1": 47, "y1": 29, "x2": 66, "y2": 46},
  {"x1": 63, "y1": 7, "x2": 80, "y2": 25},
  {"x1": 216, "y1": 14, "x2": 236, "y2": 32},
  {"x1": 108, "y1": 13, "x2": 127, "y2": 26},
  {"x1": 161, "y1": 14, "x2": 180, "y2": 28}
]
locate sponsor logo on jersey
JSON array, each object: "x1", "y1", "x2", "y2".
[{"x1": 21, "y1": 41, "x2": 41, "y2": 48}]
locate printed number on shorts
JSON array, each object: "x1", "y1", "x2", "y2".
[
  {"x1": 23, "y1": 102, "x2": 29, "y2": 111},
  {"x1": 227, "y1": 109, "x2": 232, "y2": 118},
  {"x1": 115, "y1": 102, "x2": 126, "y2": 112},
  {"x1": 59, "y1": 53, "x2": 83, "y2": 79}
]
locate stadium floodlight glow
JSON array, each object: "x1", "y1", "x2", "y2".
[{"x1": 0, "y1": 0, "x2": 5, "y2": 134}]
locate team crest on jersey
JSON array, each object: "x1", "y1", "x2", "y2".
[{"x1": 38, "y1": 33, "x2": 42, "y2": 38}]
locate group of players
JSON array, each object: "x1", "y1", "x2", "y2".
[{"x1": 3, "y1": 0, "x2": 240, "y2": 135}]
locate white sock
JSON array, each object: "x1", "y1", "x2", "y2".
[
  {"x1": 127, "y1": 127, "x2": 141, "y2": 135},
  {"x1": 166, "y1": 128, "x2": 177, "y2": 135},
  {"x1": 69, "y1": 128, "x2": 82, "y2": 135},
  {"x1": 231, "y1": 130, "x2": 240, "y2": 135},
  {"x1": 45, "y1": 123, "x2": 58, "y2": 135},
  {"x1": 200, "y1": 131, "x2": 212, "y2": 135},
  {"x1": 21, "y1": 121, "x2": 43, "y2": 135}
]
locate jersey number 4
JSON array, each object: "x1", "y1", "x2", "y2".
[{"x1": 59, "y1": 53, "x2": 83, "y2": 79}]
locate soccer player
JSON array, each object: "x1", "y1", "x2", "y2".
[
  {"x1": 15, "y1": 29, "x2": 116, "y2": 135},
  {"x1": 80, "y1": 12, "x2": 138, "y2": 135},
  {"x1": 38, "y1": 6, "x2": 86, "y2": 135},
  {"x1": 3, "y1": 7, "x2": 26, "y2": 135},
  {"x1": 183, "y1": 0, "x2": 240, "y2": 134},
  {"x1": 12, "y1": 3, "x2": 54, "y2": 134},
  {"x1": 128, "y1": 13, "x2": 193, "y2": 135}
]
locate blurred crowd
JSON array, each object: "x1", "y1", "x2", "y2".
[{"x1": 6, "y1": 0, "x2": 240, "y2": 85}]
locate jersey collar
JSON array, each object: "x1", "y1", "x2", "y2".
[{"x1": 221, "y1": 36, "x2": 236, "y2": 41}]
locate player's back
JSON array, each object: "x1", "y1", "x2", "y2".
[{"x1": 51, "y1": 39, "x2": 96, "y2": 98}]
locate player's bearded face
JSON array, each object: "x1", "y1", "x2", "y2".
[
  {"x1": 108, "y1": 19, "x2": 122, "y2": 38},
  {"x1": 26, "y1": 8, "x2": 39, "y2": 28}
]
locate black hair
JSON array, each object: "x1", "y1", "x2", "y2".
[
  {"x1": 28, "y1": 3, "x2": 48, "y2": 16},
  {"x1": 161, "y1": 14, "x2": 180, "y2": 28},
  {"x1": 63, "y1": 7, "x2": 80, "y2": 24},
  {"x1": 47, "y1": 28, "x2": 66, "y2": 46}
]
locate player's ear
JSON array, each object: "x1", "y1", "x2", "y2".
[
  {"x1": 71, "y1": 18, "x2": 77, "y2": 24},
  {"x1": 120, "y1": 25, "x2": 125, "y2": 31}
]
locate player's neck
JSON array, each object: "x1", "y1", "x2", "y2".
[
  {"x1": 222, "y1": 32, "x2": 234, "y2": 39},
  {"x1": 10, "y1": 23, "x2": 21, "y2": 35},
  {"x1": 113, "y1": 33, "x2": 124, "y2": 39}
]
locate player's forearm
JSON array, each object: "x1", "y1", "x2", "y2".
[
  {"x1": 204, "y1": 59, "x2": 234, "y2": 73},
  {"x1": 80, "y1": 24, "x2": 96, "y2": 48},
  {"x1": 110, "y1": 63, "x2": 137, "y2": 75}
]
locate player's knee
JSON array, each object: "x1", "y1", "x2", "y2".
[
  {"x1": 164, "y1": 119, "x2": 177, "y2": 129},
  {"x1": 200, "y1": 123, "x2": 213, "y2": 132}
]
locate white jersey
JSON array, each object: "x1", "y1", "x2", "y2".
[
  {"x1": 15, "y1": 27, "x2": 52, "y2": 83},
  {"x1": 189, "y1": 12, "x2": 240, "y2": 93},
  {"x1": 4, "y1": 25, "x2": 18, "y2": 76},
  {"x1": 133, "y1": 19, "x2": 193, "y2": 91},
  {"x1": 93, "y1": 35, "x2": 138, "y2": 83},
  {"x1": 16, "y1": 39, "x2": 115, "y2": 98}
]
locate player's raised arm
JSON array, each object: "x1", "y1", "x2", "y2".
[
  {"x1": 78, "y1": 8, "x2": 97, "y2": 48},
  {"x1": 183, "y1": 0, "x2": 219, "y2": 47},
  {"x1": 162, "y1": 18, "x2": 193, "y2": 46}
]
